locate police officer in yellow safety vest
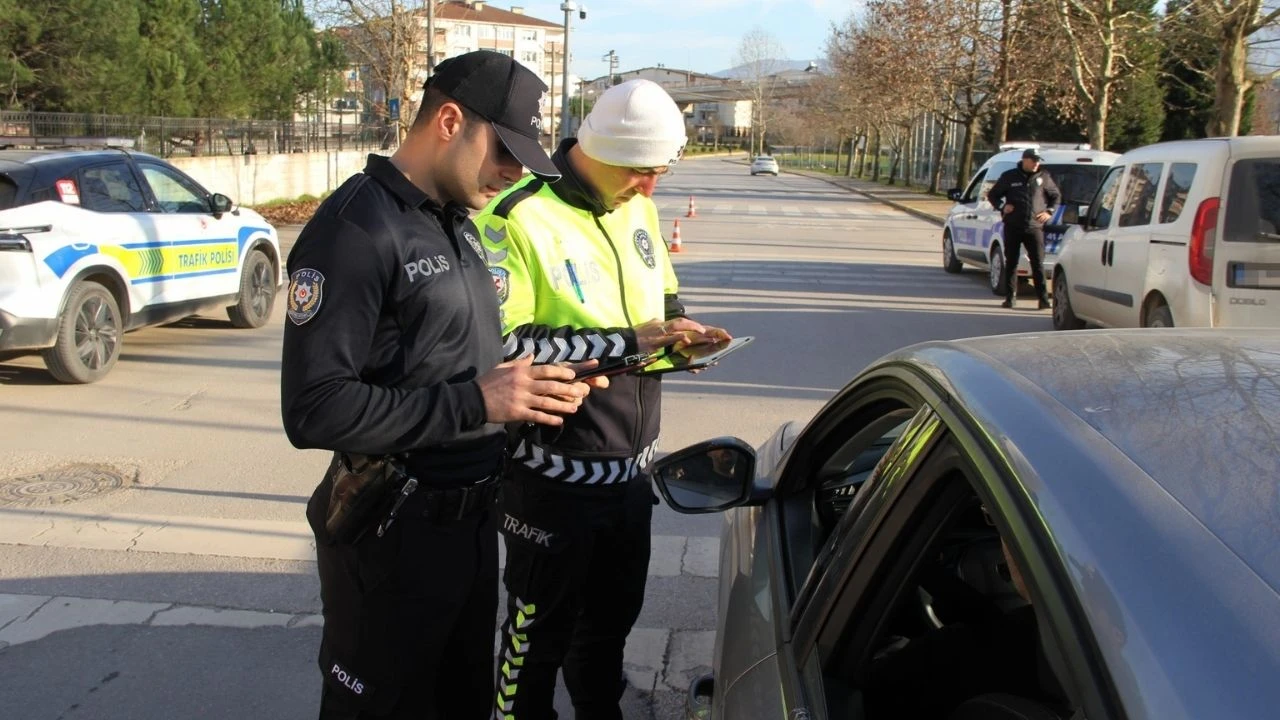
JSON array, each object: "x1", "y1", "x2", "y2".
[{"x1": 478, "y1": 79, "x2": 730, "y2": 720}]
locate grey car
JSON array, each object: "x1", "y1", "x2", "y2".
[{"x1": 654, "y1": 329, "x2": 1280, "y2": 720}]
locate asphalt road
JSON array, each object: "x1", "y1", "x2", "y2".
[{"x1": 0, "y1": 157, "x2": 1052, "y2": 719}]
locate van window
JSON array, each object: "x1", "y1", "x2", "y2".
[
  {"x1": 1118, "y1": 163, "x2": 1163, "y2": 227},
  {"x1": 962, "y1": 170, "x2": 988, "y2": 203},
  {"x1": 1160, "y1": 163, "x2": 1197, "y2": 223},
  {"x1": 1042, "y1": 164, "x2": 1108, "y2": 206},
  {"x1": 981, "y1": 162, "x2": 1017, "y2": 203},
  {"x1": 1224, "y1": 159, "x2": 1280, "y2": 242},
  {"x1": 1091, "y1": 165, "x2": 1125, "y2": 228}
]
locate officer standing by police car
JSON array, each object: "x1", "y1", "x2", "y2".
[
  {"x1": 987, "y1": 147, "x2": 1062, "y2": 309},
  {"x1": 280, "y1": 51, "x2": 595, "y2": 720},
  {"x1": 477, "y1": 79, "x2": 730, "y2": 720}
]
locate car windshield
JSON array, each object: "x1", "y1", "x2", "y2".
[
  {"x1": 1043, "y1": 163, "x2": 1108, "y2": 205},
  {"x1": 1224, "y1": 158, "x2": 1280, "y2": 242},
  {"x1": 755, "y1": 157, "x2": 773, "y2": 162}
]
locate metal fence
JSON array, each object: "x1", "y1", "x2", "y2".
[{"x1": 0, "y1": 111, "x2": 397, "y2": 157}]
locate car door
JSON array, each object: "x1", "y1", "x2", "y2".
[
  {"x1": 1065, "y1": 164, "x2": 1125, "y2": 324},
  {"x1": 135, "y1": 160, "x2": 240, "y2": 307},
  {"x1": 789, "y1": 421, "x2": 1118, "y2": 720},
  {"x1": 1099, "y1": 161, "x2": 1164, "y2": 327},
  {"x1": 948, "y1": 169, "x2": 989, "y2": 266},
  {"x1": 977, "y1": 161, "x2": 1017, "y2": 264},
  {"x1": 1215, "y1": 154, "x2": 1280, "y2": 327},
  {"x1": 76, "y1": 160, "x2": 160, "y2": 310}
]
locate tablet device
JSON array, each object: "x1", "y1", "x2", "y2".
[
  {"x1": 573, "y1": 352, "x2": 659, "y2": 380},
  {"x1": 641, "y1": 336, "x2": 754, "y2": 375}
]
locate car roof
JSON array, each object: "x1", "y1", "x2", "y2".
[
  {"x1": 0, "y1": 148, "x2": 166, "y2": 166},
  {"x1": 884, "y1": 328, "x2": 1280, "y2": 715},
  {"x1": 986, "y1": 147, "x2": 1120, "y2": 166}
]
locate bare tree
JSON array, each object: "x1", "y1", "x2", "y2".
[
  {"x1": 310, "y1": 0, "x2": 435, "y2": 141},
  {"x1": 1053, "y1": 0, "x2": 1155, "y2": 149},
  {"x1": 734, "y1": 27, "x2": 787, "y2": 156},
  {"x1": 1193, "y1": 0, "x2": 1280, "y2": 136}
]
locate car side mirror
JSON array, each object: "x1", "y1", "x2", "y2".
[
  {"x1": 652, "y1": 437, "x2": 756, "y2": 514},
  {"x1": 947, "y1": 188, "x2": 963, "y2": 202},
  {"x1": 211, "y1": 193, "x2": 234, "y2": 216}
]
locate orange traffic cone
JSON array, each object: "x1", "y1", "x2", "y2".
[
  {"x1": 685, "y1": 195, "x2": 697, "y2": 218},
  {"x1": 669, "y1": 220, "x2": 683, "y2": 253}
]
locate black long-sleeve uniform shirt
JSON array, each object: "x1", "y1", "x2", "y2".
[
  {"x1": 280, "y1": 155, "x2": 505, "y2": 482},
  {"x1": 987, "y1": 167, "x2": 1062, "y2": 231}
]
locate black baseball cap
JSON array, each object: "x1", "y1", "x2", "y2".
[
  {"x1": 426, "y1": 50, "x2": 560, "y2": 179},
  {"x1": 1021, "y1": 148, "x2": 1043, "y2": 161}
]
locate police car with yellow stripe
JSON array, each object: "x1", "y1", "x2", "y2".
[{"x1": 0, "y1": 148, "x2": 281, "y2": 382}]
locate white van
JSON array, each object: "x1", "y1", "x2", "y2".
[
  {"x1": 1052, "y1": 137, "x2": 1280, "y2": 330},
  {"x1": 943, "y1": 143, "x2": 1119, "y2": 295}
]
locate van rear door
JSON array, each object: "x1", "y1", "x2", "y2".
[{"x1": 1216, "y1": 155, "x2": 1280, "y2": 327}]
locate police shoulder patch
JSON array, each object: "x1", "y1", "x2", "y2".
[
  {"x1": 490, "y1": 266, "x2": 511, "y2": 304},
  {"x1": 633, "y1": 228, "x2": 656, "y2": 269},
  {"x1": 287, "y1": 268, "x2": 324, "y2": 325}
]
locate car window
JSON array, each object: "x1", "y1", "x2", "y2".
[
  {"x1": 140, "y1": 163, "x2": 210, "y2": 214},
  {"x1": 1118, "y1": 162, "x2": 1163, "y2": 227},
  {"x1": 1159, "y1": 163, "x2": 1197, "y2": 224},
  {"x1": 961, "y1": 170, "x2": 988, "y2": 203},
  {"x1": 0, "y1": 176, "x2": 16, "y2": 210},
  {"x1": 981, "y1": 162, "x2": 1016, "y2": 204},
  {"x1": 1041, "y1": 163, "x2": 1108, "y2": 206},
  {"x1": 1090, "y1": 165, "x2": 1125, "y2": 229},
  {"x1": 1224, "y1": 158, "x2": 1280, "y2": 242},
  {"x1": 79, "y1": 163, "x2": 147, "y2": 213}
]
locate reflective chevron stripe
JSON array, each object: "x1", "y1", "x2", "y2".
[
  {"x1": 494, "y1": 597, "x2": 537, "y2": 719},
  {"x1": 502, "y1": 331, "x2": 627, "y2": 363},
  {"x1": 511, "y1": 439, "x2": 659, "y2": 485}
]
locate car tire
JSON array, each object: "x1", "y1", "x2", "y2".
[
  {"x1": 942, "y1": 231, "x2": 962, "y2": 273},
  {"x1": 42, "y1": 280, "x2": 122, "y2": 384},
  {"x1": 1052, "y1": 272, "x2": 1085, "y2": 330},
  {"x1": 1146, "y1": 304, "x2": 1174, "y2": 328},
  {"x1": 227, "y1": 250, "x2": 276, "y2": 329},
  {"x1": 988, "y1": 246, "x2": 1008, "y2": 296}
]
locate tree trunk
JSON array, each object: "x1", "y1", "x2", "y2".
[
  {"x1": 888, "y1": 145, "x2": 900, "y2": 185},
  {"x1": 930, "y1": 120, "x2": 950, "y2": 194},
  {"x1": 903, "y1": 123, "x2": 913, "y2": 186},
  {"x1": 994, "y1": 0, "x2": 1014, "y2": 145},
  {"x1": 994, "y1": 103, "x2": 1011, "y2": 145},
  {"x1": 834, "y1": 136, "x2": 844, "y2": 176},
  {"x1": 871, "y1": 127, "x2": 882, "y2": 181},
  {"x1": 956, "y1": 115, "x2": 979, "y2": 189},
  {"x1": 1087, "y1": 86, "x2": 1107, "y2": 150},
  {"x1": 1208, "y1": 10, "x2": 1250, "y2": 137}
]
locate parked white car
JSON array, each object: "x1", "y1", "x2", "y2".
[
  {"x1": 750, "y1": 155, "x2": 779, "y2": 176},
  {"x1": 0, "y1": 149, "x2": 282, "y2": 383},
  {"x1": 943, "y1": 143, "x2": 1119, "y2": 295},
  {"x1": 1053, "y1": 137, "x2": 1280, "y2": 330}
]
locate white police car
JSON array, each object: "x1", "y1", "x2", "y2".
[
  {"x1": 0, "y1": 149, "x2": 282, "y2": 383},
  {"x1": 942, "y1": 143, "x2": 1118, "y2": 295}
]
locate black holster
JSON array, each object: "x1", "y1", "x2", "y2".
[{"x1": 323, "y1": 452, "x2": 409, "y2": 544}]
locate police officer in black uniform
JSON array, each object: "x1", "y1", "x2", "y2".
[
  {"x1": 987, "y1": 148, "x2": 1062, "y2": 309},
  {"x1": 281, "y1": 51, "x2": 595, "y2": 720}
]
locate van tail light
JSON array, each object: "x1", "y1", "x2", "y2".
[{"x1": 1189, "y1": 197, "x2": 1219, "y2": 286}]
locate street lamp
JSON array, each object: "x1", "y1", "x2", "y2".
[{"x1": 559, "y1": 2, "x2": 586, "y2": 142}]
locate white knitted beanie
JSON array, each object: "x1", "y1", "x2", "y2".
[{"x1": 578, "y1": 79, "x2": 688, "y2": 168}]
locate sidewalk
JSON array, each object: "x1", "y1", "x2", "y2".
[{"x1": 786, "y1": 168, "x2": 954, "y2": 226}]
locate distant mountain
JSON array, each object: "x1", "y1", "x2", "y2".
[{"x1": 714, "y1": 59, "x2": 826, "y2": 79}]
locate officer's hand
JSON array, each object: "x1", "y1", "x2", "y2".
[
  {"x1": 560, "y1": 359, "x2": 611, "y2": 390},
  {"x1": 477, "y1": 356, "x2": 591, "y2": 426},
  {"x1": 672, "y1": 323, "x2": 732, "y2": 352},
  {"x1": 1035, "y1": 211, "x2": 1051, "y2": 223},
  {"x1": 634, "y1": 318, "x2": 703, "y2": 354},
  {"x1": 1003, "y1": 204, "x2": 1014, "y2": 215}
]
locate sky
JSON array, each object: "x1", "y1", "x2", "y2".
[{"x1": 512, "y1": 0, "x2": 857, "y2": 79}]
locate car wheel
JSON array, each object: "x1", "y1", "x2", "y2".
[
  {"x1": 1146, "y1": 304, "x2": 1174, "y2": 328},
  {"x1": 227, "y1": 250, "x2": 276, "y2": 328},
  {"x1": 42, "y1": 280, "x2": 122, "y2": 383},
  {"x1": 1052, "y1": 272, "x2": 1085, "y2": 330},
  {"x1": 942, "y1": 231, "x2": 962, "y2": 273},
  {"x1": 988, "y1": 246, "x2": 1008, "y2": 296}
]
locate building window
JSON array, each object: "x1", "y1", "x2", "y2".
[
  {"x1": 478, "y1": 25, "x2": 493, "y2": 38},
  {"x1": 453, "y1": 24, "x2": 472, "y2": 37},
  {"x1": 498, "y1": 27, "x2": 514, "y2": 40},
  {"x1": 498, "y1": 49, "x2": 514, "y2": 57},
  {"x1": 521, "y1": 30, "x2": 538, "y2": 41},
  {"x1": 521, "y1": 51, "x2": 539, "y2": 63}
]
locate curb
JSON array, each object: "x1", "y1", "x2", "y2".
[{"x1": 790, "y1": 169, "x2": 947, "y2": 227}]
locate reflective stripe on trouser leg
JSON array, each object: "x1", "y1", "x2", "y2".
[{"x1": 494, "y1": 597, "x2": 536, "y2": 720}]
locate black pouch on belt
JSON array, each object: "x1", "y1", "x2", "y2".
[{"x1": 324, "y1": 452, "x2": 409, "y2": 544}]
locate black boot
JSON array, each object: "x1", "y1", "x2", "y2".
[
  {"x1": 1038, "y1": 295, "x2": 1050, "y2": 310},
  {"x1": 1002, "y1": 294, "x2": 1014, "y2": 309}
]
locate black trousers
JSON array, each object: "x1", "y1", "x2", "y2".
[
  {"x1": 1002, "y1": 225, "x2": 1047, "y2": 299},
  {"x1": 494, "y1": 471, "x2": 654, "y2": 720},
  {"x1": 307, "y1": 479, "x2": 498, "y2": 719}
]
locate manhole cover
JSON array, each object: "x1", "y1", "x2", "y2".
[{"x1": 0, "y1": 464, "x2": 130, "y2": 507}]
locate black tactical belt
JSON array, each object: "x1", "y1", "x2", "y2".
[{"x1": 419, "y1": 475, "x2": 501, "y2": 522}]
